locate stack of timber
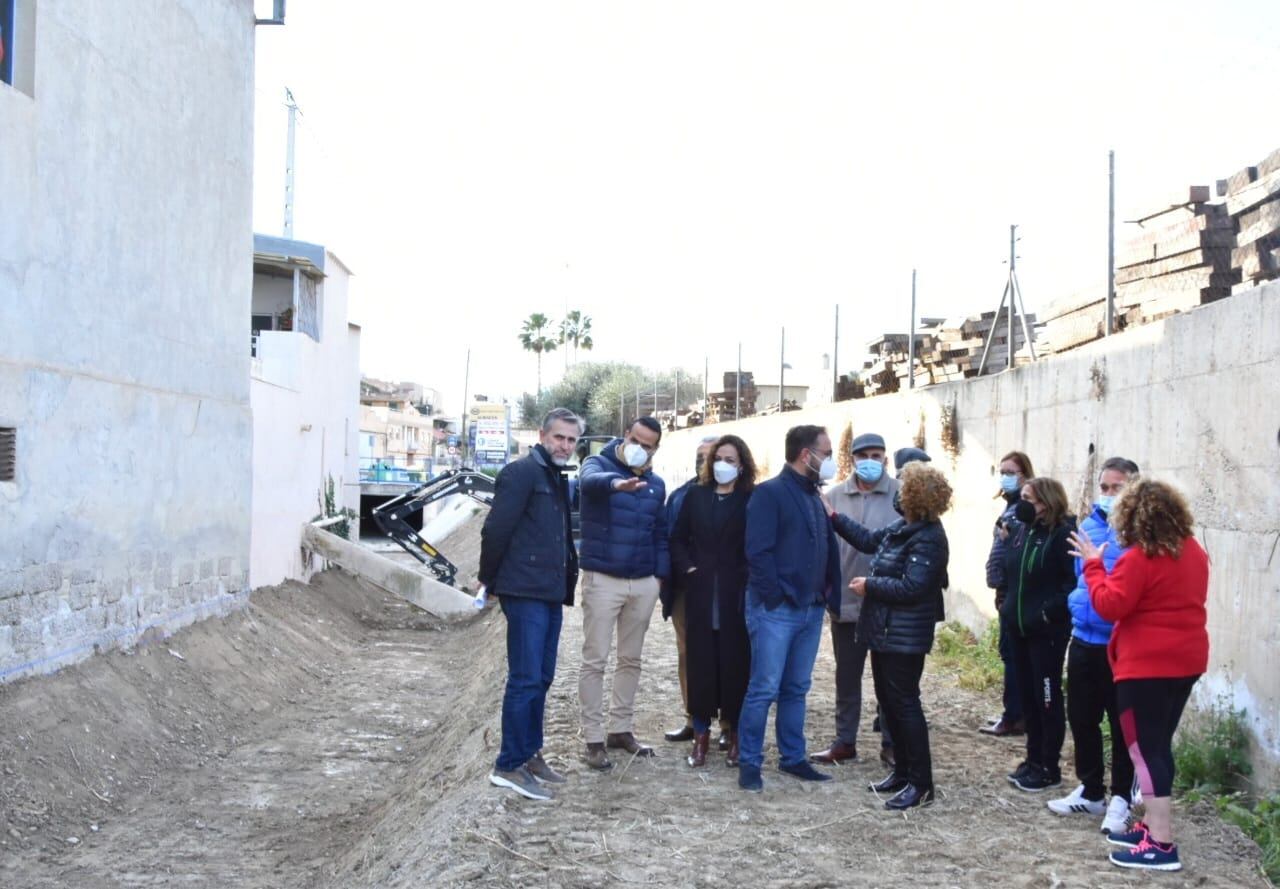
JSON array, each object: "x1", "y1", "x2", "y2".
[
  {"x1": 1114, "y1": 185, "x2": 1238, "y2": 327},
  {"x1": 859, "y1": 310, "x2": 1036, "y2": 397},
  {"x1": 1042, "y1": 184, "x2": 1241, "y2": 352},
  {"x1": 703, "y1": 371, "x2": 756, "y2": 423},
  {"x1": 1221, "y1": 146, "x2": 1280, "y2": 291}
]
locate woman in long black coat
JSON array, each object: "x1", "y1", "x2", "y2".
[{"x1": 669, "y1": 434, "x2": 757, "y2": 768}]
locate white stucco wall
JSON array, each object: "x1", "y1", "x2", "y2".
[
  {"x1": 249, "y1": 250, "x2": 361, "y2": 589},
  {"x1": 0, "y1": 1, "x2": 256, "y2": 680},
  {"x1": 654, "y1": 284, "x2": 1280, "y2": 785}
]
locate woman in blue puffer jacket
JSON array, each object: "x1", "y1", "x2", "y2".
[{"x1": 1046, "y1": 458, "x2": 1140, "y2": 834}]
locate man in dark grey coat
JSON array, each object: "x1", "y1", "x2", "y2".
[
  {"x1": 482, "y1": 408, "x2": 582, "y2": 801},
  {"x1": 812, "y1": 432, "x2": 899, "y2": 767}
]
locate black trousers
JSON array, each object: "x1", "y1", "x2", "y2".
[
  {"x1": 1011, "y1": 630, "x2": 1069, "y2": 777},
  {"x1": 871, "y1": 650, "x2": 931, "y2": 789},
  {"x1": 997, "y1": 616, "x2": 1024, "y2": 722},
  {"x1": 1066, "y1": 638, "x2": 1134, "y2": 801},
  {"x1": 1116, "y1": 675, "x2": 1198, "y2": 798},
  {"x1": 831, "y1": 620, "x2": 893, "y2": 749}
]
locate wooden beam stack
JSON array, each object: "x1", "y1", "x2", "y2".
[
  {"x1": 1225, "y1": 146, "x2": 1280, "y2": 291},
  {"x1": 859, "y1": 310, "x2": 1037, "y2": 397}
]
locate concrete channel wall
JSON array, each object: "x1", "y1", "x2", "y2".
[
  {"x1": 653, "y1": 283, "x2": 1280, "y2": 784},
  {"x1": 0, "y1": 2, "x2": 257, "y2": 681}
]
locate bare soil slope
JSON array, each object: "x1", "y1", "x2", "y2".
[{"x1": 0, "y1": 559, "x2": 1267, "y2": 888}]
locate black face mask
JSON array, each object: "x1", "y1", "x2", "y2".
[
  {"x1": 892, "y1": 490, "x2": 904, "y2": 516},
  {"x1": 1014, "y1": 499, "x2": 1037, "y2": 524}
]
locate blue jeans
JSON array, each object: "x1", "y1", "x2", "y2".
[
  {"x1": 496, "y1": 596, "x2": 563, "y2": 772},
  {"x1": 737, "y1": 600, "x2": 825, "y2": 769}
]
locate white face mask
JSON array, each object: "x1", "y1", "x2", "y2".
[
  {"x1": 807, "y1": 453, "x2": 836, "y2": 482},
  {"x1": 623, "y1": 442, "x2": 649, "y2": 468},
  {"x1": 713, "y1": 461, "x2": 740, "y2": 485}
]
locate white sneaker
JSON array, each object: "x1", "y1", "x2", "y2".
[
  {"x1": 1101, "y1": 795, "x2": 1132, "y2": 834},
  {"x1": 1047, "y1": 784, "x2": 1107, "y2": 816}
]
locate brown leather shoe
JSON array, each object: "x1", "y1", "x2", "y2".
[
  {"x1": 687, "y1": 731, "x2": 710, "y2": 768},
  {"x1": 979, "y1": 717, "x2": 1026, "y2": 737},
  {"x1": 606, "y1": 732, "x2": 655, "y2": 757},
  {"x1": 584, "y1": 742, "x2": 614, "y2": 771},
  {"x1": 725, "y1": 730, "x2": 740, "y2": 767},
  {"x1": 809, "y1": 740, "x2": 857, "y2": 765}
]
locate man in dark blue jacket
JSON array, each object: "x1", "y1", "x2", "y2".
[
  {"x1": 737, "y1": 425, "x2": 842, "y2": 792},
  {"x1": 482, "y1": 408, "x2": 582, "y2": 800},
  {"x1": 577, "y1": 417, "x2": 670, "y2": 770}
]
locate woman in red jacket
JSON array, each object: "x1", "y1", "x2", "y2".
[{"x1": 1069, "y1": 479, "x2": 1209, "y2": 874}]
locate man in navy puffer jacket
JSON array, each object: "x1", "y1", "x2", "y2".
[
  {"x1": 1047, "y1": 457, "x2": 1140, "y2": 833},
  {"x1": 576, "y1": 418, "x2": 670, "y2": 770}
]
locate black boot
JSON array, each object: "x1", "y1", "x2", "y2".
[
  {"x1": 869, "y1": 772, "x2": 909, "y2": 794},
  {"x1": 885, "y1": 784, "x2": 935, "y2": 810}
]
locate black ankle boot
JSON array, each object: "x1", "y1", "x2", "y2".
[
  {"x1": 869, "y1": 772, "x2": 909, "y2": 794},
  {"x1": 885, "y1": 784, "x2": 935, "y2": 810}
]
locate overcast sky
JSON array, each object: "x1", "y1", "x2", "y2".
[{"x1": 251, "y1": 0, "x2": 1280, "y2": 413}]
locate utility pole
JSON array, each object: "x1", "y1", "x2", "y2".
[
  {"x1": 1008, "y1": 227, "x2": 1016, "y2": 369},
  {"x1": 1107, "y1": 150, "x2": 1116, "y2": 336},
  {"x1": 283, "y1": 87, "x2": 298, "y2": 239},
  {"x1": 832, "y1": 305, "x2": 839, "y2": 402},
  {"x1": 460, "y1": 348, "x2": 471, "y2": 466},
  {"x1": 977, "y1": 224, "x2": 1038, "y2": 375},
  {"x1": 908, "y1": 269, "x2": 917, "y2": 389},
  {"x1": 653, "y1": 372, "x2": 658, "y2": 414},
  {"x1": 735, "y1": 343, "x2": 742, "y2": 421},
  {"x1": 779, "y1": 327, "x2": 786, "y2": 411},
  {"x1": 634, "y1": 377, "x2": 640, "y2": 418},
  {"x1": 674, "y1": 369, "x2": 680, "y2": 421},
  {"x1": 619, "y1": 391, "x2": 624, "y2": 435}
]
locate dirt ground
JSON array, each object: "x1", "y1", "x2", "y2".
[{"x1": 1, "y1": 550, "x2": 1270, "y2": 887}]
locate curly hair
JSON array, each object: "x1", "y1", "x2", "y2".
[
  {"x1": 898, "y1": 463, "x2": 952, "y2": 522},
  {"x1": 697, "y1": 434, "x2": 758, "y2": 492},
  {"x1": 1110, "y1": 479, "x2": 1195, "y2": 557}
]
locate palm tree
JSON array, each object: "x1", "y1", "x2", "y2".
[
  {"x1": 518, "y1": 313, "x2": 558, "y2": 394},
  {"x1": 559, "y1": 310, "x2": 595, "y2": 365}
]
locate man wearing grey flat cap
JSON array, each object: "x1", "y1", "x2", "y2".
[{"x1": 812, "y1": 431, "x2": 899, "y2": 767}]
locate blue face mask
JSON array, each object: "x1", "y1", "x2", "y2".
[
  {"x1": 1000, "y1": 473, "x2": 1020, "y2": 493},
  {"x1": 1097, "y1": 495, "x2": 1115, "y2": 513},
  {"x1": 854, "y1": 459, "x2": 884, "y2": 484}
]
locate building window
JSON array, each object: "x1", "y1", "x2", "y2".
[{"x1": 0, "y1": 427, "x2": 15, "y2": 482}]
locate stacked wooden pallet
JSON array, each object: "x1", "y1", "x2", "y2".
[
  {"x1": 703, "y1": 371, "x2": 757, "y2": 423},
  {"x1": 859, "y1": 310, "x2": 1036, "y2": 396},
  {"x1": 1114, "y1": 186, "x2": 1239, "y2": 327},
  {"x1": 1221, "y1": 146, "x2": 1280, "y2": 290}
]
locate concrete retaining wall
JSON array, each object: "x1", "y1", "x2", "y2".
[
  {"x1": 654, "y1": 283, "x2": 1280, "y2": 784},
  {"x1": 0, "y1": 1, "x2": 256, "y2": 681}
]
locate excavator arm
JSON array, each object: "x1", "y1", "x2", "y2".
[{"x1": 370, "y1": 469, "x2": 495, "y2": 587}]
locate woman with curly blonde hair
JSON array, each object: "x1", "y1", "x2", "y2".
[
  {"x1": 1070, "y1": 479, "x2": 1209, "y2": 873},
  {"x1": 826, "y1": 463, "x2": 952, "y2": 809}
]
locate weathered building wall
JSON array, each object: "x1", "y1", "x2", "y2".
[
  {"x1": 0, "y1": 1, "x2": 257, "y2": 680},
  {"x1": 654, "y1": 284, "x2": 1280, "y2": 783}
]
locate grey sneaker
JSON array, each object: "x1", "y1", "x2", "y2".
[
  {"x1": 525, "y1": 751, "x2": 567, "y2": 784},
  {"x1": 489, "y1": 765, "x2": 553, "y2": 800}
]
